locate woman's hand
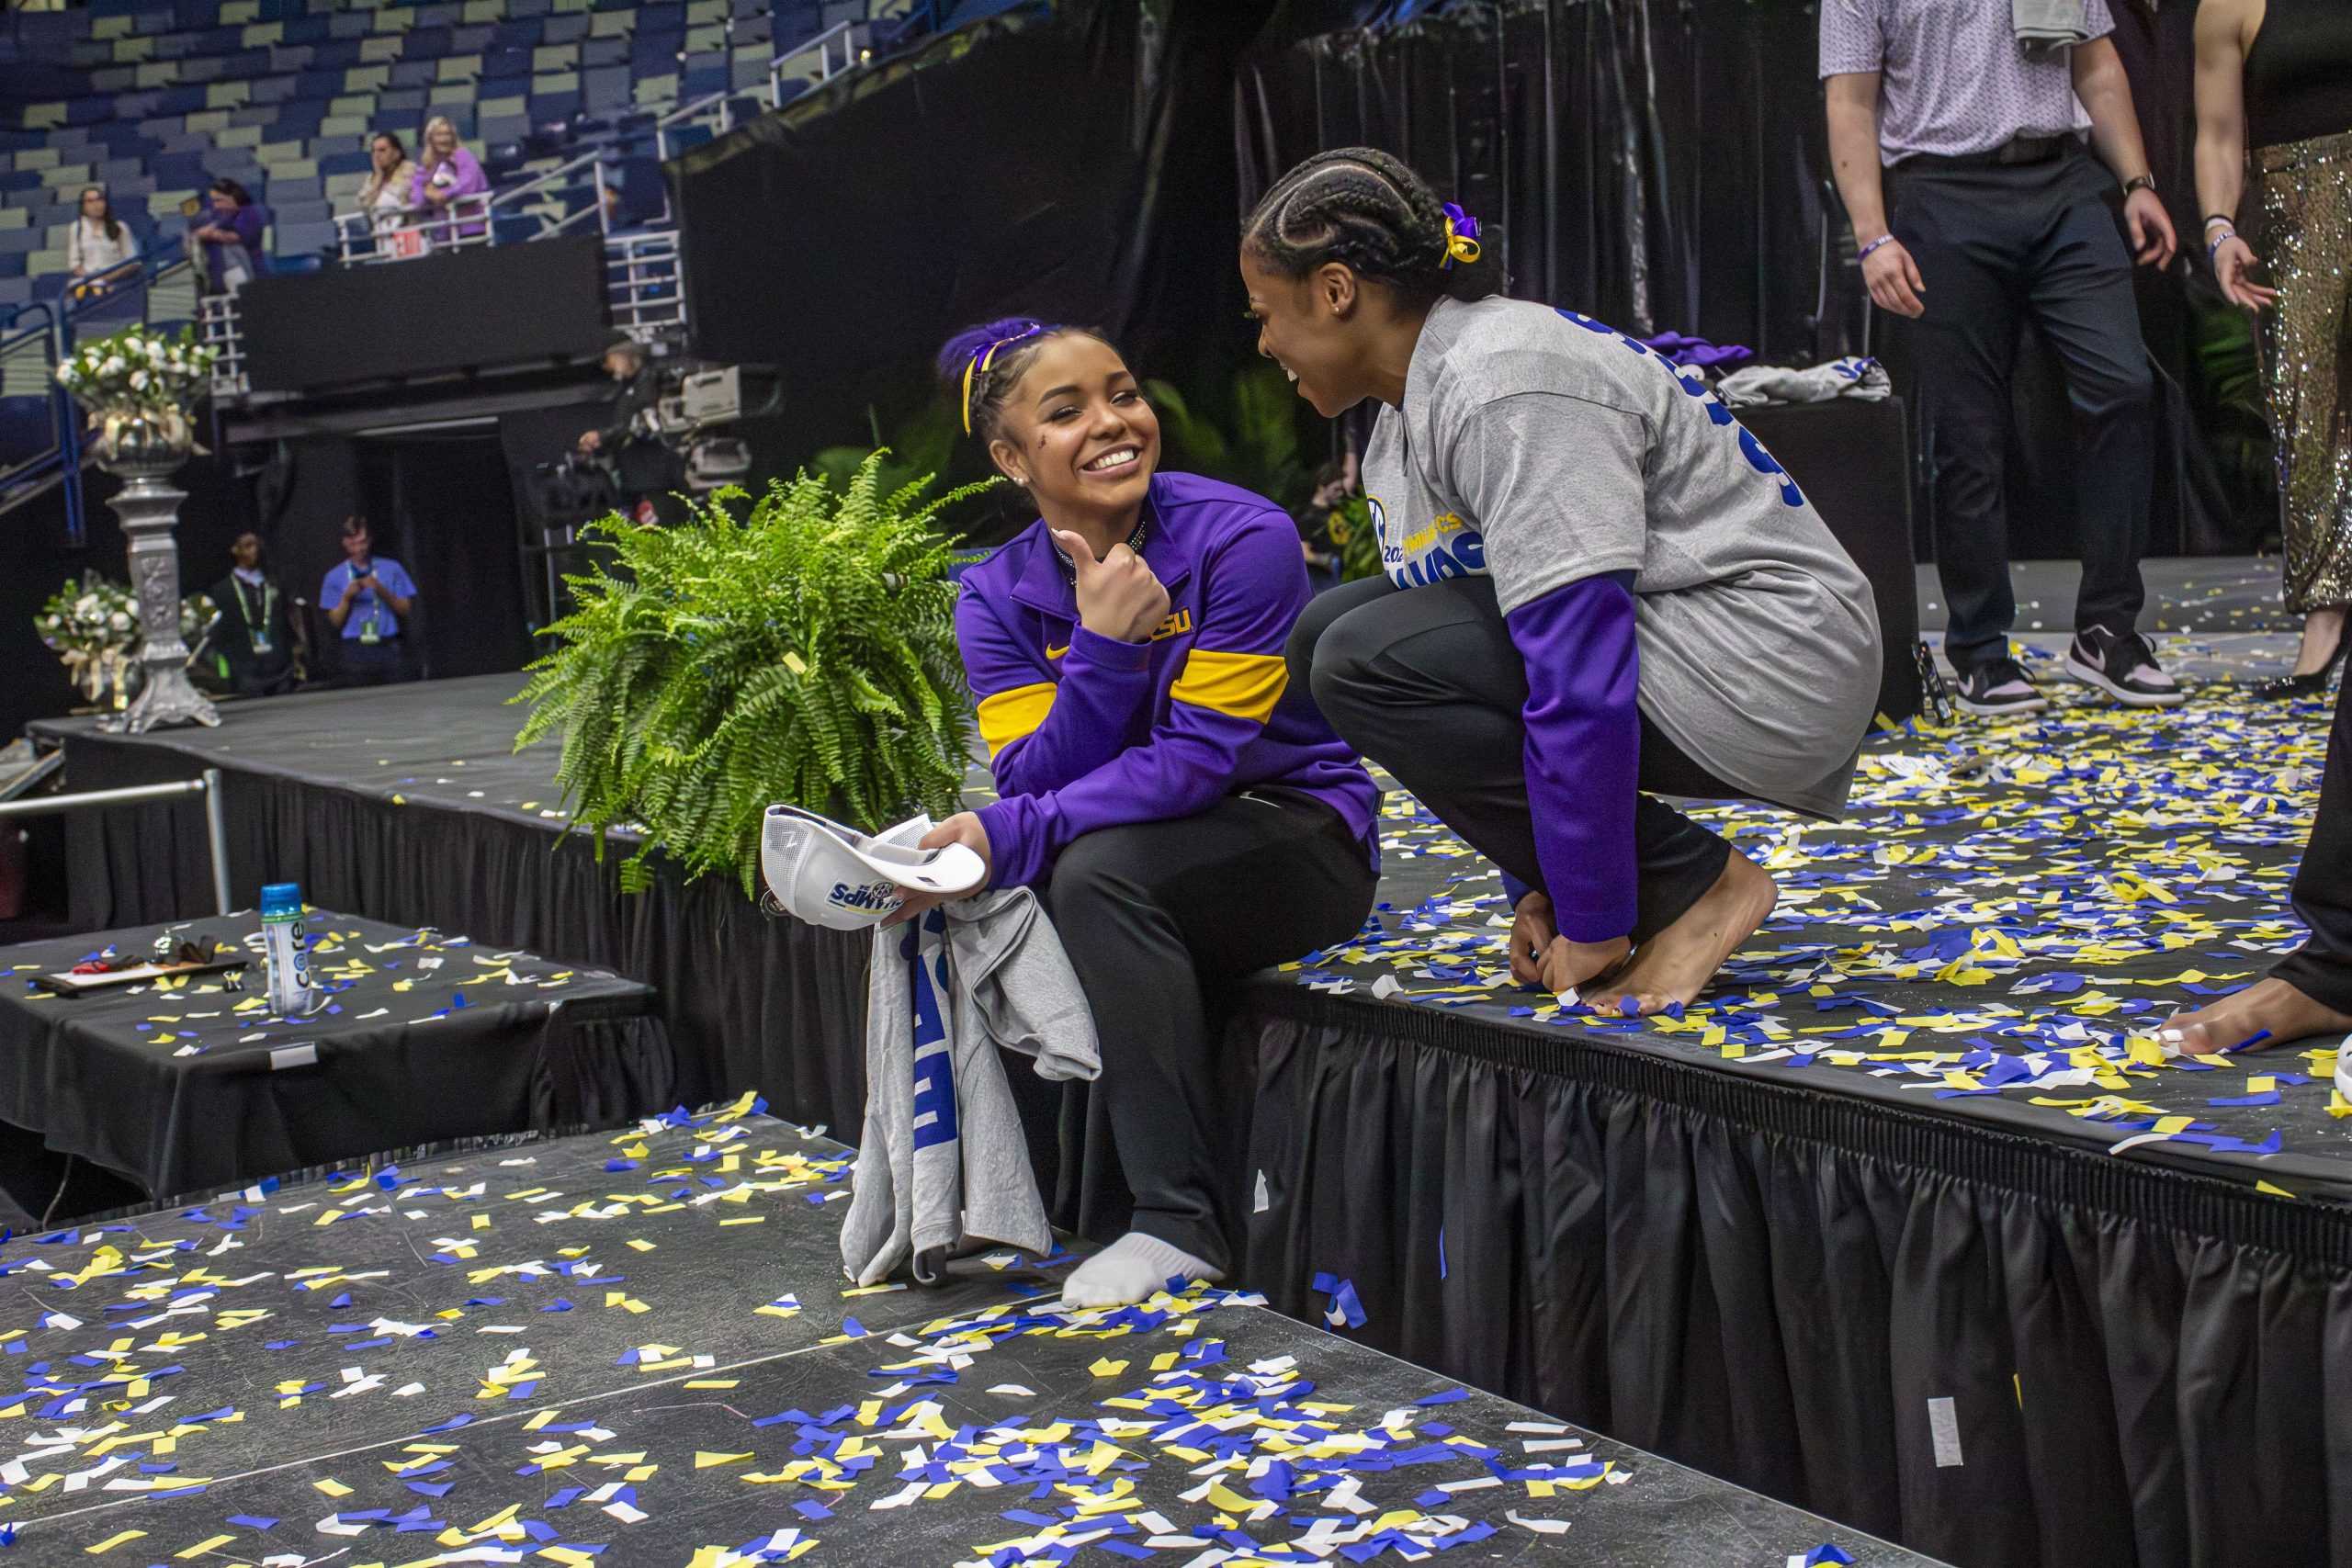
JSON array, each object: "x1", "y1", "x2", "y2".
[
  {"x1": 2212, "y1": 235, "x2": 2278, "y2": 310},
  {"x1": 1508, "y1": 888, "x2": 1632, "y2": 995},
  {"x1": 1054, "y1": 528, "x2": 1169, "y2": 643},
  {"x1": 881, "y1": 812, "x2": 993, "y2": 927}
]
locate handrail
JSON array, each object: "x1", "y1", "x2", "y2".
[
  {"x1": 769, "y1": 19, "x2": 861, "y2": 108},
  {"x1": 0, "y1": 771, "x2": 232, "y2": 917},
  {"x1": 654, "y1": 89, "x2": 733, "y2": 164}
]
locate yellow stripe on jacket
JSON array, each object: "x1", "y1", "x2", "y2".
[
  {"x1": 977, "y1": 682, "x2": 1057, "y2": 757},
  {"x1": 1170, "y1": 649, "x2": 1287, "y2": 724}
]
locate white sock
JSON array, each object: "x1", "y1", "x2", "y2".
[{"x1": 1061, "y1": 1231, "x2": 1222, "y2": 1309}]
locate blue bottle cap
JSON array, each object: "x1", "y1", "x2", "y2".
[{"x1": 259, "y1": 882, "x2": 303, "y2": 918}]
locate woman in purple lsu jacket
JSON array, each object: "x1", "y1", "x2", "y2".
[
  {"x1": 895, "y1": 319, "x2": 1380, "y2": 1309},
  {"x1": 1252, "y1": 149, "x2": 1882, "y2": 1016}
]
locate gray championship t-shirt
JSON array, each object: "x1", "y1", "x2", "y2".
[{"x1": 1359, "y1": 296, "x2": 1883, "y2": 818}]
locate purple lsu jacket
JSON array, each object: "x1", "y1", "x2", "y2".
[{"x1": 959, "y1": 470, "x2": 1380, "y2": 890}]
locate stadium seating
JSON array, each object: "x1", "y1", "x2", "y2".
[{"x1": 0, "y1": 0, "x2": 990, "y2": 310}]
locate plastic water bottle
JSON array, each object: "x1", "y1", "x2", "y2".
[{"x1": 259, "y1": 881, "x2": 314, "y2": 1016}]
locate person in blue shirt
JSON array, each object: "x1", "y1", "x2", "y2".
[{"x1": 319, "y1": 515, "x2": 417, "y2": 685}]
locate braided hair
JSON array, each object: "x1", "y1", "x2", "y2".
[
  {"x1": 935, "y1": 318, "x2": 1113, "y2": 449},
  {"x1": 1241, "y1": 147, "x2": 1497, "y2": 304}
]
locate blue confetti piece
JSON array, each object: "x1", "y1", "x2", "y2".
[
  {"x1": 1806, "y1": 1548, "x2": 1856, "y2": 1567},
  {"x1": 1414, "y1": 1387, "x2": 1469, "y2": 1406},
  {"x1": 2206, "y1": 1091, "x2": 2282, "y2": 1108},
  {"x1": 225, "y1": 1517, "x2": 277, "y2": 1531}
]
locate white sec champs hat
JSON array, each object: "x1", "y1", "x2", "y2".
[{"x1": 758, "y1": 806, "x2": 987, "y2": 931}]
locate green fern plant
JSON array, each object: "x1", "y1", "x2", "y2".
[{"x1": 513, "y1": 452, "x2": 993, "y2": 897}]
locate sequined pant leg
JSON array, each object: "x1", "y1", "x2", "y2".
[{"x1": 2256, "y1": 130, "x2": 2352, "y2": 616}]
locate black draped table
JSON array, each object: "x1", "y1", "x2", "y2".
[{"x1": 0, "y1": 909, "x2": 670, "y2": 1207}]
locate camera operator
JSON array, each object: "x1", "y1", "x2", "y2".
[{"x1": 576, "y1": 333, "x2": 681, "y2": 524}]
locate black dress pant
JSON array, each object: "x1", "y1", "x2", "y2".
[
  {"x1": 1891, "y1": 147, "x2": 2154, "y2": 672},
  {"x1": 1290, "y1": 574, "x2": 1739, "y2": 942},
  {"x1": 1037, "y1": 791, "x2": 1375, "y2": 1273},
  {"x1": 2274, "y1": 678, "x2": 2352, "y2": 1014}
]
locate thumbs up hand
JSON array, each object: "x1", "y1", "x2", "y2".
[{"x1": 1053, "y1": 529, "x2": 1170, "y2": 644}]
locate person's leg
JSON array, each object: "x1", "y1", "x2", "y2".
[
  {"x1": 2163, "y1": 678, "x2": 2352, "y2": 1050},
  {"x1": 1305, "y1": 573, "x2": 1735, "y2": 942},
  {"x1": 1892, "y1": 168, "x2": 2028, "y2": 679},
  {"x1": 1579, "y1": 718, "x2": 1779, "y2": 1017},
  {"x1": 1046, "y1": 796, "x2": 1376, "y2": 1306},
  {"x1": 2024, "y1": 156, "x2": 2169, "y2": 704}
]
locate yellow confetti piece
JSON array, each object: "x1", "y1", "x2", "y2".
[
  {"x1": 314, "y1": 1478, "x2": 351, "y2": 1496},
  {"x1": 684, "y1": 1380, "x2": 739, "y2": 1390},
  {"x1": 695, "y1": 1451, "x2": 752, "y2": 1468},
  {"x1": 2256, "y1": 1179, "x2": 2296, "y2": 1198},
  {"x1": 176, "y1": 1535, "x2": 237, "y2": 1559},
  {"x1": 1089, "y1": 1359, "x2": 1128, "y2": 1378},
  {"x1": 85, "y1": 1531, "x2": 146, "y2": 1555},
  {"x1": 626, "y1": 1238, "x2": 655, "y2": 1252}
]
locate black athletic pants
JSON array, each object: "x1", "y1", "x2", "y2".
[
  {"x1": 2275, "y1": 678, "x2": 2352, "y2": 1013},
  {"x1": 1891, "y1": 147, "x2": 2154, "y2": 672},
  {"x1": 1038, "y1": 791, "x2": 1376, "y2": 1273},
  {"x1": 1290, "y1": 574, "x2": 1740, "y2": 942}
]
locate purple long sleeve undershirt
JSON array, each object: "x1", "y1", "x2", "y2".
[{"x1": 1498, "y1": 570, "x2": 1640, "y2": 942}]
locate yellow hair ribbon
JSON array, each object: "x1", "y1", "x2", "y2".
[
  {"x1": 1442, "y1": 216, "x2": 1481, "y2": 266},
  {"x1": 960, "y1": 324, "x2": 1043, "y2": 436}
]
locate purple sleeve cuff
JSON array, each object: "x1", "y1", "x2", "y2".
[
  {"x1": 1067, "y1": 623, "x2": 1149, "y2": 671},
  {"x1": 1503, "y1": 573, "x2": 1641, "y2": 943},
  {"x1": 1500, "y1": 872, "x2": 1537, "y2": 911}
]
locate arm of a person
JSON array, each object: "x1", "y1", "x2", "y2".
[
  {"x1": 377, "y1": 561, "x2": 415, "y2": 621},
  {"x1": 455, "y1": 150, "x2": 489, "y2": 198},
  {"x1": 322, "y1": 570, "x2": 352, "y2": 628},
  {"x1": 1454, "y1": 390, "x2": 1651, "y2": 941},
  {"x1": 1823, "y1": 72, "x2": 1892, "y2": 244},
  {"x1": 1501, "y1": 574, "x2": 1641, "y2": 942},
  {"x1": 2072, "y1": 37, "x2": 2154, "y2": 185},
  {"x1": 961, "y1": 587, "x2": 1154, "y2": 800},
  {"x1": 2192, "y1": 2, "x2": 2250, "y2": 229},
  {"x1": 975, "y1": 512, "x2": 1306, "y2": 889}
]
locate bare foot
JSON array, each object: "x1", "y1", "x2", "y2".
[
  {"x1": 2157, "y1": 976, "x2": 2352, "y2": 1055},
  {"x1": 1585, "y1": 852, "x2": 1778, "y2": 1018}
]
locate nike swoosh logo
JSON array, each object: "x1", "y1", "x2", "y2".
[{"x1": 1046, "y1": 644, "x2": 1069, "y2": 660}]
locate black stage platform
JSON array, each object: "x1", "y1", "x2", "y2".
[
  {"x1": 0, "y1": 1101, "x2": 1931, "y2": 1566},
  {"x1": 28, "y1": 647, "x2": 2352, "y2": 1568}
]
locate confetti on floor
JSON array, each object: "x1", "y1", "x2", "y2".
[
  {"x1": 1288, "y1": 645, "x2": 2351, "y2": 1193},
  {"x1": 0, "y1": 1104, "x2": 1927, "y2": 1565}
]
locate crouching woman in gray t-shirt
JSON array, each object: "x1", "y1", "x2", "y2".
[{"x1": 1247, "y1": 147, "x2": 1883, "y2": 1016}]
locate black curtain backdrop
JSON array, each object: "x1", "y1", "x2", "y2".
[
  {"x1": 673, "y1": 0, "x2": 1280, "y2": 546},
  {"x1": 1240, "y1": 990, "x2": 2352, "y2": 1568},
  {"x1": 261, "y1": 432, "x2": 535, "y2": 683},
  {"x1": 1237, "y1": 0, "x2": 2268, "y2": 564}
]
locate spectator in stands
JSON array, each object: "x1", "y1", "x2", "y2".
[
  {"x1": 577, "y1": 333, "x2": 675, "y2": 523},
  {"x1": 191, "y1": 178, "x2": 266, "y2": 295},
  {"x1": 356, "y1": 131, "x2": 416, "y2": 249},
  {"x1": 410, "y1": 117, "x2": 489, "y2": 246},
  {"x1": 321, "y1": 516, "x2": 417, "y2": 685},
  {"x1": 204, "y1": 531, "x2": 303, "y2": 698},
  {"x1": 65, "y1": 186, "x2": 137, "y2": 297}
]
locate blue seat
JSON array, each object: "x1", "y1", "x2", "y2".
[{"x1": 317, "y1": 148, "x2": 372, "y2": 176}]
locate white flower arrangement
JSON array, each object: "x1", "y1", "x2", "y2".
[
  {"x1": 37, "y1": 572, "x2": 217, "y2": 705},
  {"x1": 56, "y1": 327, "x2": 217, "y2": 411}
]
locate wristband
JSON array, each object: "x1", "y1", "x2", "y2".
[
  {"x1": 1857, "y1": 232, "x2": 1897, "y2": 263},
  {"x1": 2202, "y1": 213, "x2": 2235, "y2": 230},
  {"x1": 2207, "y1": 228, "x2": 2238, "y2": 265}
]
